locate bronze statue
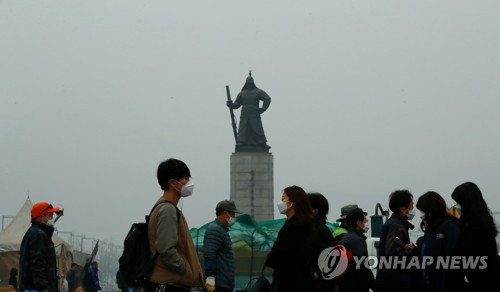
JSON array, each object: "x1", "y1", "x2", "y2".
[{"x1": 226, "y1": 72, "x2": 271, "y2": 152}]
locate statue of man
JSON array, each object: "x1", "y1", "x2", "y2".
[{"x1": 227, "y1": 73, "x2": 271, "y2": 151}]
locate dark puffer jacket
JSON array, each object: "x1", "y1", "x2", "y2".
[
  {"x1": 19, "y1": 220, "x2": 58, "y2": 292},
  {"x1": 203, "y1": 219, "x2": 235, "y2": 290}
]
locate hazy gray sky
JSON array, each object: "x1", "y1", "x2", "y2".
[{"x1": 2, "y1": 0, "x2": 499, "y2": 244}]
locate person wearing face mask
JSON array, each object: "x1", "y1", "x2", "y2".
[
  {"x1": 203, "y1": 200, "x2": 243, "y2": 292},
  {"x1": 147, "y1": 158, "x2": 203, "y2": 292},
  {"x1": 339, "y1": 207, "x2": 375, "y2": 292},
  {"x1": 334, "y1": 204, "x2": 360, "y2": 242},
  {"x1": 376, "y1": 189, "x2": 420, "y2": 292},
  {"x1": 415, "y1": 191, "x2": 460, "y2": 292},
  {"x1": 19, "y1": 201, "x2": 62, "y2": 292},
  {"x1": 265, "y1": 185, "x2": 314, "y2": 292}
]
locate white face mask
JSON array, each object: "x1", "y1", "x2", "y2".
[
  {"x1": 277, "y1": 201, "x2": 289, "y2": 214},
  {"x1": 176, "y1": 180, "x2": 194, "y2": 197},
  {"x1": 359, "y1": 219, "x2": 369, "y2": 233},
  {"x1": 227, "y1": 216, "x2": 236, "y2": 226},
  {"x1": 47, "y1": 218, "x2": 56, "y2": 226},
  {"x1": 407, "y1": 208, "x2": 415, "y2": 220}
]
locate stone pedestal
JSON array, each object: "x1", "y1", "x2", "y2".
[{"x1": 230, "y1": 152, "x2": 274, "y2": 222}]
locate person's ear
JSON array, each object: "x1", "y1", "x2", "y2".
[{"x1": 169, "y1": 179, "x2": 179, "y2": 188}]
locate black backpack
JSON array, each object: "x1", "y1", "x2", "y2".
[{"x1": 118, "y1": 200, "x2": 180, "y2": 287}]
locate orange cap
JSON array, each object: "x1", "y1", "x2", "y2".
[{"x1": 31, "y1": 202, "x2": 60, "y2": 219}]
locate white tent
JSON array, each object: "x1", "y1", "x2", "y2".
[{"x1": 0, "y1": 198, "x2": 74, "y2": 287}]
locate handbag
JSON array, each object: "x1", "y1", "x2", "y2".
[{"x1": 246, "y1": 266, "x2": 274, "y2": 292}]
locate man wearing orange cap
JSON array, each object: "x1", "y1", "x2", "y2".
[{"x1": 19, "y1": 202, "x2": 61, "y2": 292}]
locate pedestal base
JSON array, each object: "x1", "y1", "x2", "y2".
[{"x1": 230, "y1": 152, "x2": 274, "y2": 222}]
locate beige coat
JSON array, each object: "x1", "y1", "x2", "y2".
[{"x1": 148, "y1": 198, "x2": 203, "y2": 288}]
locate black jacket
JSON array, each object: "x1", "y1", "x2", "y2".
[
  {"x1": 445, "y1": 220, "x2": 499, "y2": 292},
  {"x1": 340, "y1": 229, "x2": 375, "y2": 292},
  {"x1": 306, "y1": 216, "x2": 337, "y2": 292},
  {"x1": 266, "y1": 216, "x2": 312, "y2": 292},
  {"x1": 376, "y1": 213, "x2": 420, "y2": 291},
  {"x1": 19, "y1": 220, "x2": 58, "y2": 292}
]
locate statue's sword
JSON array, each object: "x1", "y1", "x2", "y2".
[{"x1": 226, "y1": 85, "x2": 238, "y2": 143}]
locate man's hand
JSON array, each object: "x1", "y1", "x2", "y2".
[
  {"x1": 226, "y1": 100, "x2": 232, "y2": 107},
  {"x1": 204, "y1": 276, "x2": 215, "y2": 292},
  {"x1": 403, "y1": 242, "x2": 415, "y2": 254}
]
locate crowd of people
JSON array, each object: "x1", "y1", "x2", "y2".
[
  {"x1": 16, "y1": 157, "x2": 499, "y2": 292},
  {"x1": 146, "y1": 158, "x2": 499, "y2": 292}
]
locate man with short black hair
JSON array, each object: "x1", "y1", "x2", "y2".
[
  {"x1": 19, "y1": 202, "x2": 62, "y2": 292},
  {"x1": 306, "y1": 192, "x2": 337, "y2": 292},
  {"x1": 203, "y1": 200, "x2": 242, "y2": 292},
  {"x1": 376, "y1": 189, "x2": 418, "y2": 292},
  {"x1": 147, "y1": 158, "x2": 203, "y2": 292}
]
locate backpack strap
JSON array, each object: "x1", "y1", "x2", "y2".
[
  {"x1": 147, "y1": 200, "x2": 180, "y2": 223},
  {"x1": 146, "y1": 200, "x2": 181, "y2": 261}
]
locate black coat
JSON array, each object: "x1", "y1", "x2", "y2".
[
  {"x1": 445, "y1": 221, "x2": 499, "y2": 292},
  {"x1": 306, "y1": 217, "x2": 337, "y2": 292},
  {"x1": 340, "y1": 229, "x2": 375, "y2": 292},
  {"x1": 376, "y1": 214, "x2": 421, "y2": 292},
  {"x1": 266, "y1": 216, "x2": 312, "y2": 292},
  {"x1": 19, "y1": 220, "x2": 58, "y2": 292}
]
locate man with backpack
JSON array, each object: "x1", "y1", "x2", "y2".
[{"x1": 146, "y1": 158, "x2": 203, "y2": 292}]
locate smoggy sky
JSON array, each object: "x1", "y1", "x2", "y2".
[{"x1": 1, "y1": 0, "x2": 499, "y2": 244}]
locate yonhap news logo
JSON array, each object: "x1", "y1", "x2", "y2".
[
  {"x1": 318, "y1": 246, "x2": 490, "y2": 280},
  {"x1": 351, "y1": 255, "x2": 488, "y2": 270},
  {"x1": 317, "y1": 245, "x2": 350, "y2": 280}
]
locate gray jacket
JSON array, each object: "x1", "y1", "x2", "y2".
[{"x1": 203, "y1": 219, "x2": 235, "y2": 290}]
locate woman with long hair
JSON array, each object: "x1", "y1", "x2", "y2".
[
  {"x1": 447, "y1": 182, "x2": 499, "y2": 291},
  {"x1": 416, "y1": 191, "x2": 460, "y2": 292},
  {"x1": 266, "y1": 185, "x2": 314, "y2": 291}
]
